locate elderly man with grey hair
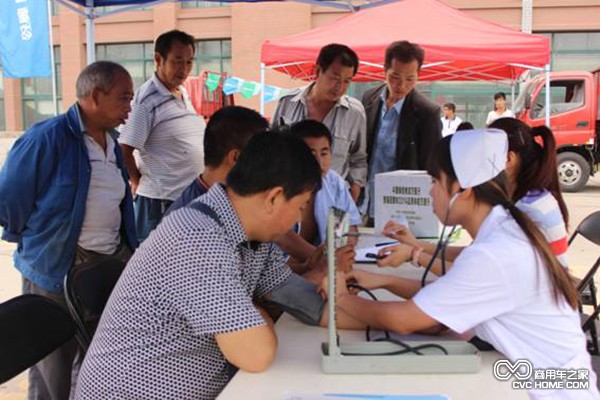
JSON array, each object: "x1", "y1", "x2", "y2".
[{"x1": 0, "y1": 61, "x2": 138, "y2": 400}]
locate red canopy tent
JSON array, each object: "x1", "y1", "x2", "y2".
[{"x1": 260, "y1": 0, "x2": 550, "y2": 83}]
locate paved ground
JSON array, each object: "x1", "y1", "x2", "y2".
[{"x1": 0, "y1": 134, "x2": 598, "y2": 398}]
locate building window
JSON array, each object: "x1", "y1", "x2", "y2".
[
  {"x1": 181, "y1": 1, "x2": 227, "y2": 8},
  {"x1": 95, "y1": 40, "x2": 231, "y2": 88},
  {"x1": 193, "y1": 39, "x2": 231, "y2": 75},
  {"x1": 0, "y1": 62, "x2": 5, "y2": 131},
  {"x1": 96, "y1": 43, "x2": 154, "y2": 89},
  {"x1": 540, "y1": 32, "x2": 600, "y2": 72},
  {"x1": 95, "y1": 6, "x2": 152, "y2": 13},
  {"x1": 349, "y1": 81, "x2": 512, "y2": 129},
  {"x1": 50, "y1": 0, "x2": 59, "y2": 16},
  {"x1": 421, "y1": 81, "x2": 515, "y2": 129},
  {"x1": 21, "y1": 47, "x2": 62, "y2": 130}
]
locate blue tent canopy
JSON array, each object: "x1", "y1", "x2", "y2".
[
  {"x1": 65, "y1": 0, "x2": 352, "y2": 5},
  {"x1": 60, "y1": 0, "x2": 396, "y2": 14},
  {"x1": 57, "y1": 0, "x2": 398, "y2": 63}
]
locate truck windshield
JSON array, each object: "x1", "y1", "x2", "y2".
[{"x1": 513, "y1": 80, "x2": 538, "y2": 115}]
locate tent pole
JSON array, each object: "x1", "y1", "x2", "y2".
[
  {"x1": 260, "y1": 62, "x2": 266, "y2": 116},
  {"x1": 544, "y1": 63, "x2": 551, "y2": 128},
  {"x1": 48, "y1": 0, "x2": 58, "y2": 116},
  {"x1": 85, "y1": 7, "x2": 95, "y2": 64},
  {"x1": 521, "y1": 0, "x2": 533, "y2": 34},
  {"x1": 510, "y1": 82, "x2": 515, "y2": 111}
]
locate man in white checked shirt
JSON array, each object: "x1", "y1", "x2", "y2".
[{"x1": 119, "y1": 29, "x2": 205, "y2": 242}]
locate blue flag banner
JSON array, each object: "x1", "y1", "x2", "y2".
[
  {"x1": 263, "y1": 85, "x2": 282, "y2": 103},
  {"x1": 223, "y1": 77, "x2": 243, "y2": 95},
  {"x1": 0, "y1": 0, "x2": 51, "y2": 78}
]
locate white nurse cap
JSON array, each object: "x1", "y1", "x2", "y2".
[{"x1": 450, "y1": 128, "x2": 508, "y2": 189}]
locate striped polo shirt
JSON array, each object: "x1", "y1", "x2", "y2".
[
  {"x1": 517, "y1": 189, "x2": 569, "y2": 268},
  {"x1": 119, "y1": 73, "x2": 205, "y2": 201}
]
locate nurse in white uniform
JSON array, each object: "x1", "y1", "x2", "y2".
[{"x1": 327, "y1": 129, "x2": 598, "y2": 400}]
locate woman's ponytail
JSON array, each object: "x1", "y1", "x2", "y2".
[
  {"x1": 531, "y1": 126, "x2": 569, "y2": 227},
  {"x1": 490, "y1": 118, "x2": 569, "y2": 227},
  {"x1": 505, "y1": 200, "x2": 578, "y2": 309},
  {"x1": 474, "y1": 176, "x2": 578, "y2": 310}
]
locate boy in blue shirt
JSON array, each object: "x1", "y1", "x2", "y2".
[{"x1": 290, "y1": 120, "x2": 362, "y2": 244}]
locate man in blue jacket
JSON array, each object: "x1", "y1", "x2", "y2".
[{"x1": 0, "y1": 61, "x2": 138, "y2": 400}]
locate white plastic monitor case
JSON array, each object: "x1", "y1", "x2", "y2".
[{"x1": 321, "y1": 208, "x2": 481, "y2": 374}]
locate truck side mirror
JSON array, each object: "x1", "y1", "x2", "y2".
[{"x1": 524, "y1": 93, "x2": 531, "y2": 109}]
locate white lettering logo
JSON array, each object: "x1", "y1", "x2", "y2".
[
  {"x1": 15, "y1": 5, "x2": 34, "y2": 41},
  {"x1": 493, "y1": 359, "x2": 533, "y2": 381}
]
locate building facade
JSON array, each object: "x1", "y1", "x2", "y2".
[{"x1": 1, "y1": 0, "x2": 600, "y2": 131}]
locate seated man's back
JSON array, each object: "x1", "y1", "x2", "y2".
[
  {"x1": 75, "y1": 132, "x2": 324, "y2": 399},
  {"x1": 75, "y1": 185, "x2": 290, "y2": 399}
]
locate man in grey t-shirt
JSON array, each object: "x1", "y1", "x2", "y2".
[{"x1": 119, "y1": 29, "x2": 205, "y2": 242}]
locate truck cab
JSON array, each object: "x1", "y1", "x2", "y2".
[{"x1": 514, "y1": 69, "x2": 599, "y2": 192}]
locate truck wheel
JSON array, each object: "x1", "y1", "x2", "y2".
[{"x1": 557, "y1": 152, "x2": 590, "y2": 192}]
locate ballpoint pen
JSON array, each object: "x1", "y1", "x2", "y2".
[
  {"x1": 341, "y1": 232, "x2": 389, "y2": 238},
  {"x1": 375, "y1": 241, "x2": 398, "y2": 247}
]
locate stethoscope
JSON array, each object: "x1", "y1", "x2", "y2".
[{"x1": 420, "y1": 190, "x2": 461, "y2": 287}]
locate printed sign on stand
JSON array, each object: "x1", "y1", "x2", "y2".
[{"x1": 374, "y1": 170, "x2": 441, "y2": 238}]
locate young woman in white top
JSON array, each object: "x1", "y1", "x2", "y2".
[
  {"x1": 486, "y1": 91, "x2": 515, "y2": 125},
  {"x1": 326, "y1": 129, "x2": 598, "y2": 399},
  {"x1": 389, "y1": 118, "x2": 570, "y2": 274}
]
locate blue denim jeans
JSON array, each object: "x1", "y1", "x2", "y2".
[{"x1": 133, "y1": 195, "x2": 173, "y2": 243}]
